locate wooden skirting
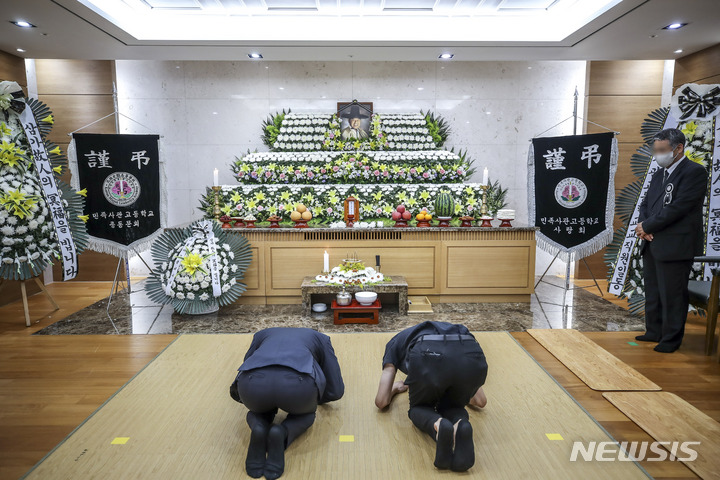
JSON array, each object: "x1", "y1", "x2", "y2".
[{"x1": 224, "y1": 227, "x2": 536, "y2": 303}]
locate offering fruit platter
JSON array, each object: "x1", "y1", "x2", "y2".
[{"x1": 315, "y1": 256, "x2": 384, "y2": 286}]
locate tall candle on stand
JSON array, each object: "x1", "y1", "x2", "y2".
[
  {"x1": 323, "y1": 251, "x2": 329, "y2": 273},
  {"x1": 213, "y1": 168, "x2": 219, "y2": 186},
  {"x1": 482, "y1": 167, "x2": 489, "y2": 185}
]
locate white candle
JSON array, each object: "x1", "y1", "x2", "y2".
[
  {"x1": 323, "y1": 251, "x2": 329, "y2": 272},
  {"x1": 213, "y1": 168, "x2": 219, "y2": 186},
  {"x1": 482, "y1": 167, "x2": 489, "y2": 186}
]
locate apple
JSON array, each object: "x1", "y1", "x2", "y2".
[
  {"x1": 396, "y1": 204, "x2": 406, "y2": 214},
  {"x1": 391, "y1": 211, "x2": 402, "y2": 221},
  {"x1": 401, "y1": 210, "x2": 412, "y2": 220}
]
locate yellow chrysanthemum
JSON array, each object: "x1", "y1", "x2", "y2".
[{"x1": 180, "y1": 252, "x2": 205, "y2": 276}]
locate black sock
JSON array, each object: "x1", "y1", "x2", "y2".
[
  {"x1": 434, "y1": 418, "x2": 453, "y2": 470},
  {"x1": 245, "y1": 422, "x2": 268, "y2": 478},
  {"x1": 451, "y1": 419, "x2": 475, "y2": 472},
  {"x1": 654, "y1": 343, "x2": 678, "y2": 353},
  {"x1": 264, "y1": 424, "x2": 287, "y2": 480},
  {"x1": 635, "y1": 334, "x2": 659, "y2": 342}
]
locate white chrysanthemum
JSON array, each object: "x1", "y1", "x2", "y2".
[
  {"x1": 186, "y1": 292, "x2": 195, "y2": 300},
  {"x1": 1, "y1": 225, "x2": 13, "y2": 236},
  {"x1": 176, "y1": 292, "x2": 185, "y2": 299},
  {"x1": 199, "y1": 293, "x2": 209, "y2": 301}
]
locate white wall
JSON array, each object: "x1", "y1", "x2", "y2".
[{"x1": 114, "y1": 60, "x2": 587, "y2": 276}]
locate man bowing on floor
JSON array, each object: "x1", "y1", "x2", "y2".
[{"x1": 635, "y1": 128, "x2": 708, "y2": 353}]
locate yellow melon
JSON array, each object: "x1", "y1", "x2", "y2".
[
  {"x1": 295, "y1": 204, "x2": 307, "y2": 213},
  {"x1": 290, "y1": 211, "x2": 302, "y2": 221},
  {"x1": 301, "y1": 211, "x2": 312, "y2": 220}
]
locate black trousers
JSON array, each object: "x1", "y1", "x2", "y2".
[
  {"x1": 643, "y1": 246, "x2": 693, "y2": 349},
  {"x1": 405, "y1": 337, "x2": 488, "y2": 439},
  {"x1": 234, "y1": 365, "x2": 318, "y2": 447}
]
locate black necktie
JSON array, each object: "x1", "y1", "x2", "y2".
[{"x1": 663, "y1": 169, "x2": 669, "y2": 184}]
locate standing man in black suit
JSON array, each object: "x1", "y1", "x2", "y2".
[
  {"x1": 635, "y1": 128, "x2": 708, "y2": 353},
  {"x1": 229, "y1": 327, "x2": 344, "y2": 479}
]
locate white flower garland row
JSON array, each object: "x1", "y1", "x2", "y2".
[{"x1": 238, "y1": 150, "x2": 460, "y2": 163}]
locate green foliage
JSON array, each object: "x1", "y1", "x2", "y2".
[
  {"x1": 422, "y1": 110, "x2": 451, "y2": 148},
  {"x1": 261, "y1": 109, "x2": 289, "y2": 149},
  {"x1": 485, "y1": 179, "x2": 508, "y2": 216}
]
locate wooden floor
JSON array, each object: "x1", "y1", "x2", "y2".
[{"x1": 0, "y1": 278, "x2": 718, "y2": 479}]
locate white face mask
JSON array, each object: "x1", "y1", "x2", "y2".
[{"x1": 654, "y1": 151, "x2": 675, "y2": 168}]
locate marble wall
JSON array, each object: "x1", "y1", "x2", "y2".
[{"x1": 115, "y1": 60, "x2": 587, "y2": 274}]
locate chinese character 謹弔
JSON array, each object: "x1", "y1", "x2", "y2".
[
  {"x1": 84, "y1": 150, "x2": 112, "y2": 168},
  {"x1": 581, "y1": 144, "x2": 601, "y2": 169},
  {"x1": 543, "y1": 147, "x2": 566, "y2": 170},
  {"x1": 131, "y1": 150, "x2": 150, "y2": 169}
]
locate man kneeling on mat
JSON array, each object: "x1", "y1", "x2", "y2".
[
  {"x1": 229, "y1": 327, "x2": 345, "y2": 479},
  {"x1": 375, "y1": 321, "x2": 488, "y2": 472}
]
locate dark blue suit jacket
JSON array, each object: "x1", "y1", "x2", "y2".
[
  {"x1": 382, "y1": 321, "x2": 473, "y2": 374},
  {"x1": 638, "y1": 158, "x2": 707, "y2": 261},
  {"x1": 237, "y1": 328, "x2": 344, "y2": 404}
]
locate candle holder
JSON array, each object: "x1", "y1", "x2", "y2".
[
  {"x1": 478, "y1": 185, "x2": 493, "y2": 227},
  {"x1": 212, "y1": 186, "x2": 222, "y2": 222}
]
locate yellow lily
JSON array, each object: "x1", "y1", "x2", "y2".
[
  {"x1": 78, "y1": 214, "x2": 89, "y2": 223},
  {"x1": 76, "y1": 188, "x2": 87, "y2": 197},
  {"x1": 41, "y1": 114, "x2": 54, "y2": 124}
]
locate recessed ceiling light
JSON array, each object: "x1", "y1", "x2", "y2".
[
  {"x1": 11, "y1": 20, "x2": 35, "y2": 28},
  {"x1": 438, "y1": 53, "x2": 454, "y2": 60},
  {"x1": 663, "y1": 22, "x2": 687, "y2": 30},
  {"x1": 417, "y1": 87, "x2": 424, "y2": 91},
  {"x1": 674, "y1": 49, "x2": 683, "y2": 54},
  {"x1": 247, "y1": 52, "x2": 263, "y2": 59},
  {"x1": 16, "y1": 48, "x2": 25, "y2": 53}
]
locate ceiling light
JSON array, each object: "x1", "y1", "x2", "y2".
[
  {"x1": 674, "y1": 49, "x2": 683, "y2": 54},
  {"x1": 438, "y1": 53, "x2": 454, "y2": 60},
  {"x1": 11, "y1": 20, "x2": 35, "y2": 28},
  {"x1": 663, "y1": 22, "x2": 687, "y2": 30},
  {"x1": 16, "y1": 48, "x2": 25, "y2": 53},
  {"x1": 417, "y1": 87, "x2": 424, "y2": 91},
  {"x1": 247, "y1": 52, "x2": 263, "y2": 59}
]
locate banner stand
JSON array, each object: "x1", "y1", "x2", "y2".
[
  {"x1": 66, "y1": 83, "x2": 164, "y2": 327},
  {"x1": 530, "y1": 87, "x2": 619, "y2": 316}
]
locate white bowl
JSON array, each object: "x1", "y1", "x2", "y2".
[
  {"x1": 312, "y1": 303, "x2": 327, "y2": 313},
  {"x1": 355, "y1": 291, "x2": 377, "y2": 306}
]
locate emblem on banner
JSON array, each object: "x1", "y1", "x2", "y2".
[
  {"x1": 554, "y1": 177, "x2": 587, "y2": 208},
  {"x1": 102, "y1": 172, "x2": 141, "y2": 207}
]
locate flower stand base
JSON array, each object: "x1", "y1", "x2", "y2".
[
  {"x1": 436, "y1": 216, "x2": 452, "y2": 227},
  {"x1": 478, "y1": 216, "x2": 494, "y2": 228},
  {"x1": 183, "y1": 300, "x2": 220, "y2": 315}
]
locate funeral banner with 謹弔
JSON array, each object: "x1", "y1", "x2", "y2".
[
  {"x1": 528, "y1": 132, "x2": 618, "y2": 262},
  {"x1": 68, "y1": 133, "x2": 165, "y2": 256}
]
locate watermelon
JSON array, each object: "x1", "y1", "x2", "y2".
[{"x1": 434, "y1": 191, "x2": 455, "y2": 217}]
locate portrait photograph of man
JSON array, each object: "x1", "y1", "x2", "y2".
[{"x1": 339, "y1": 102, "x2": 372, "y2": 141}]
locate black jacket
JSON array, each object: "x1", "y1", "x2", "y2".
[
  {"x1": 232, "y1": 328, "x2": 344, "y2": 404},
  {"x1": 638, "y1": 158, "x2": 707, "y2": 261},
  {"x1": 382, "y1": 321, "x2": 473, "y2": 374}
]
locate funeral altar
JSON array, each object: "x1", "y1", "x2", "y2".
[{"x1": 197, "y1": 102, "x2": 536, "y2": 305}]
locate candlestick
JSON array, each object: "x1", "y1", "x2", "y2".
[
  {"x1": 323, "y1": 251, "x2": 330, "y2": 273},
  {"x1": 211, "y1": 185, "x2": 221, "y2": 222},
  {"x1": 213, "y1": 168, "x2": 219, "y2": 186},
  {"x1": 482, "y1": 167, "x2": 489, "y2": 186}
]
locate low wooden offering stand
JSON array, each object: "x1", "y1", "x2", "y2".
[{"x1": 331, "y1": 298, "x2": 381, "y2": 324}]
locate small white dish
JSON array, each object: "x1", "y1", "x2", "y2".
[
  {"x1": 312, "y1": 303, "x2": 327, "y2": 313},
  {"x1": 355, "y1": 291, "x2": 378, "y2": 306}
]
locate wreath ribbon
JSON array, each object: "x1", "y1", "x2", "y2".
[
  {"x1": 17, "y1": 104, "x2": 78, "y2": 280},
  {"x1": 164, "y1": 220, "x2": 222, "y2": 298},
  {"x1": 678, "y1": 85, "x2": 720, "y2": 120}
]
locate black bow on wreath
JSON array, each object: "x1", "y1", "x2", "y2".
[{"x1": 678, "y1": 85, "x2": 720, "y2": 120}]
